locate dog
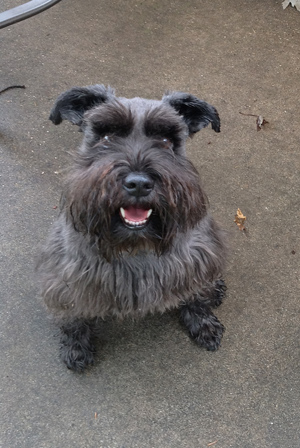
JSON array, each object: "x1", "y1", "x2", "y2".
[{"x1": 37, "y1": 85, "x2": 227, "y2": 371}]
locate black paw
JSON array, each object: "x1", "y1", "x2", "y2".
[
  {"x1": 190, "y1": 313, "x2": 225, "y2": 351},
  {"x1": 180, "y1": 301, "x2": 225, "y2": 351},
  {"x1": 59, "y1": 320, "x2": 96, "y2": 372},
  {"x1": 60, "y1": 340, "x2": 95, "y2": 372},
  {"x1": 211, "y1": 278, "x2": 227, "y2": 308}
]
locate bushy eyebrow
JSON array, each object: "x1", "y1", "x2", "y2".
[
  {"x1": 143, "y1": 107, "x2": 185, "y2": 139},
  {"x1": 88, "y1": 101, "x2": 134, "y2": 137}
]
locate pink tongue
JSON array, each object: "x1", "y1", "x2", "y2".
[{"x1": 124, "y1": 206, "x2": 149, "y2": 222}]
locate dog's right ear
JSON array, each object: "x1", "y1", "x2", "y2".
[{"x1": 49, "y1": 85, "x2": 115, "y2": 126}]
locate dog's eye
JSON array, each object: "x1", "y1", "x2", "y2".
[
  {"x1": 100, "y1": 135, "x2": 111, "y2": 146},
  {"x1": 162, "y1": 138, "x2": 173, "y2": 149}
]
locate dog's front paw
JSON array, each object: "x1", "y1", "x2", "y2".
[
  {"x1": 190, "y1": 314, "x2": 224, "y2": 351},
  {"x1": 180, "y1": 301, "x2": 225, "y2": 351},
  {"x1": 212, "y1": 278, "x2": 227, "y2": 308},
  {"x1": 60, "y1": 341, "x2": 95, "y2": 372},
  {"x1": 59, "y1": 320, "x2": 96, "y2": 371}
]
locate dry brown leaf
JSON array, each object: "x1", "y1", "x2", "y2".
[
  {"x1": 234, "y1": 208, "x2": 246, "y2": 231},
  {"x1": 239, "y1": 111, "x2": 269, "y2": 131},
  {"x1": 256, "y1": 115, "x2": 269, "y2": 131}
]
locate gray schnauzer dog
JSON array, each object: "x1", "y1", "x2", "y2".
[{"x1": 37, "y1": 85, "x2": 227, "y2": 371}]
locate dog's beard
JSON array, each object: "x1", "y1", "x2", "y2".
[
  {"x1": 106, "y1": 206, "x2": 173, "y2": 256},
  {"x1": 64, "y1": 156, "x2": 208, "y2": 260},
  {"x1": 77, "y1": 199, "x2": 180, "y2": 260},
  {"x1": 67, "y1": 192, "x2": 189, "y2": 261}
]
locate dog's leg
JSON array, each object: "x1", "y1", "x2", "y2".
[
  {"x1": 59, "y1": 319, "x2": 96, "y2": 372},
  {"x1": 180, "y1": 298, "x2": 224, "y2": 351},
  {"x1": 210, "y1": 278, "x2": 227, "y2": 308}
]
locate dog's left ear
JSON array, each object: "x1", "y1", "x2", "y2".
[
  {"x1": 49, "y1": 84, "x2": 115, "y2": 126},
  {"x1": 163, "y1": 91, "x2": 220, "y2": 135}
]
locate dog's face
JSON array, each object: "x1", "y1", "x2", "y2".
[{"x1": 50, "y1": 85, "x2": 220, "y2": 258}]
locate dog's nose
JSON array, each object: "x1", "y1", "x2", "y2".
[{"x1": 123, "y1": 173, "x2": 154, "y2": 197}]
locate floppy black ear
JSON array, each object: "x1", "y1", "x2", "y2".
[
  {"x1": 49, "y1": 84, "x2": 115, "y2": 126},
  {"x1": 163, "y1": 91, "x2": 220, "y2": 134}
]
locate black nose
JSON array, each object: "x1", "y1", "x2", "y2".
[{"x1": 123, "y1": 173, "x2": 154, "y2": 197}]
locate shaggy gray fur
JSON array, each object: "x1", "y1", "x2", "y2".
[
  {"x1": 39, "y1": 214, "x2": 225, "y2": 320},
  {"x1": 37, "y1": 85, "x2": 227, "y2": 371}
]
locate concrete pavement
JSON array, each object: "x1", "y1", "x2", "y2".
[{"x1": 1, "y1": 0, "x2": 299, "y2": 447}]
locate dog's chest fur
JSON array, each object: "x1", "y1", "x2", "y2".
[{"x1": 41, "y1": 213, "x2": 224, "y2": 320}]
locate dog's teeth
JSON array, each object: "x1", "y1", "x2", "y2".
[
  {"x1": 124, "y1": 217, "x2": 147, "y2": 227},
  {"x1": 121, "y1": 208, "x2": 152, "y2": 227}
]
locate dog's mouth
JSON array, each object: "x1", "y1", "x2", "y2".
[{"x1": 120, "y1": 206, "x2": 153, "y2": 229}]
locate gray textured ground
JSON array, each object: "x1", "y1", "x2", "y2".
[{"x1": 1, "y1": 1, "x2": 299, "y2": 447}]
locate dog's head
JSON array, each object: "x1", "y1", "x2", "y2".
[{"x1": 50, "y1": 85, "x2": 220, "y2": 258}]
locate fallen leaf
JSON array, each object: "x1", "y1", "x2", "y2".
[
  {"x1": 239, "y1": 112, "x2": 269, "y2": 131},
  {"x1": 256, "y1": 115, "x2": 269, "y2": 131},
  {"x1": 234, "y1": 208, "x2": 246, "y2": 231},
  {"x1": 282, "y1": 0, "x2": 300, "y2": 11}
]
